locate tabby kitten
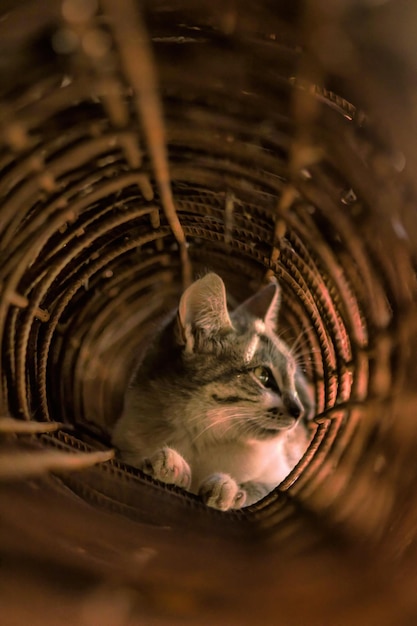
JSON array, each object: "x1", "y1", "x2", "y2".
[{"x1": 112, "y1": 273, "x2": 313, "y2": 511}]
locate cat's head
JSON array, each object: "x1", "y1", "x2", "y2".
[{"x1": 176, "y1": 273, "x2": 309, "y2": 442}]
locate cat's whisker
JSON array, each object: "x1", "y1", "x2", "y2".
[
  {"x1": 188, "y1": 403, "x2": 258, "y2": 423},
  {"x1": 191, "y1": 411, "x2": 260, "y2": 444},
  {"x1": 191, "y1": 419, "x2": 231, "y2": 443},
  {"x1": 292, "y1": 347, "x2": 322, "y2": 368},
  {"x1": 290, "y1": 325, "x2": 316, "y2": 356},
  {"x1": 274, "y1": 326, "x2": 296, "y2": 342},
  {"x1": 292, "y1": 348, "x2": 322, "y2": 362},
  {"x1": 291, "y1": 342, "x2": 321, "y2": 357},
  {"x1": 199, "y1": 410, "x2": 256, "y2": 430}
]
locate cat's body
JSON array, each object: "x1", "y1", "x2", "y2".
[{"x1": 112, "y1": 273, "x2": 314, "y2": 510}]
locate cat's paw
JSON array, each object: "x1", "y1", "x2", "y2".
[
  {"x1": 199, "y1": 473, "x2": 247, "y2": 511},
  {"x1": 142, "y1": 447, "x2": 191, "y2": 489}
]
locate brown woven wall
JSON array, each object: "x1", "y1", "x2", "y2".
[{"x1": 1, "y1": 1, "x2": 417, "y2": 624}]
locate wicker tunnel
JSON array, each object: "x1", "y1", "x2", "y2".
[{"x1": 1, "y1": 1, "x2": 417, "y2": 624}]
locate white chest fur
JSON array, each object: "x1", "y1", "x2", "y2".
[{"x1": 184, "y1": 436, "x2": 293, "y2": 493}]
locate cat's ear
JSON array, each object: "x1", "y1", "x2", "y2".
[
  {"x1": 234, "y1": 278, "x2": 281, "y2": 330},
  {"x1": 177, "y1": 273, "x2": 233, "y2": 351}
]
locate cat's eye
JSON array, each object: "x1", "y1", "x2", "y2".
[{"x1": 252, "y1": 366, "x2": 277, "y2": 389}]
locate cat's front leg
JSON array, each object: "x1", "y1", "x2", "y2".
[
  {"x1": 199, "y1": 473, "x2": 247, "y2": 511},
  {"x1": 142, "y1": 446, "x2": 191, "y2": 489}
]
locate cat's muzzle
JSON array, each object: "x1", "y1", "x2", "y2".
[
  {"x1": 286, "y1": 399, "x2": 304, "y2": 419},
  {"x1": 267, "y1": 396, "x2": 304, "y2": 428}
]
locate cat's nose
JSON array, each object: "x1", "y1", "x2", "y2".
[{"x1": 285, "y1": 397, "x2": 304, "y2": 419}]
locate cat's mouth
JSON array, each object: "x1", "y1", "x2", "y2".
[
  {"x1": 267, "y1": 418, "x2": 297, "y2": 431},
  {"x1": 250, "y1": 412, "x2": 298, "y2": 439}
]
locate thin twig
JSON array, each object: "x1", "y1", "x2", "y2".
[
  {"x1": 0, "y1": 449, "x2": 114, "y2": 481},
  {"x1": 0, "y1": 417, "x2": 67, "y2": 434},
  {"x1": 102, "y1": 0, "x2": 192, "y2": 288}
]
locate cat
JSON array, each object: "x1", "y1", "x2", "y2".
[{"x1": 112, "y1": 273, "x2": 314, "y2": 511}]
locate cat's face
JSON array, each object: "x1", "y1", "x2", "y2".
[{"x1": 177, "y1": 274, "x2": 306, "y2": 443}]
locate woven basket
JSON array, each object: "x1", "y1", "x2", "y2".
[{"x1": 1, "y1": 1, "x2": 417, "y2": 624}]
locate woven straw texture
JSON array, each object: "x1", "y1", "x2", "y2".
[{"x1": 1, "y1": 1, "x2": 417, "y2": 624}]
